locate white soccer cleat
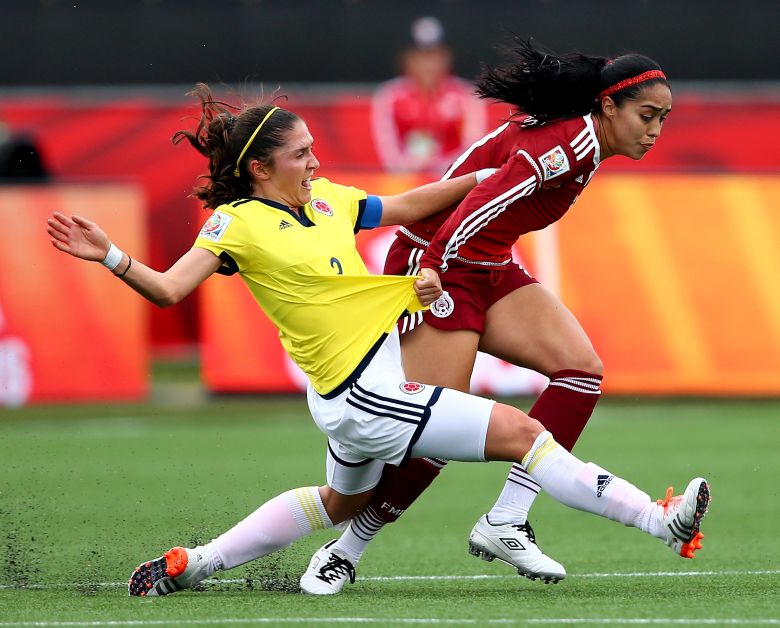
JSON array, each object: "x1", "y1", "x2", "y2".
[
  {"x1": 128, "y1": 546, "x2": 210, "y2": 597},
  {"x1": 299, "y1": 540, "x2": 356, "y2": 595},
  {"x1": 468, "y1": 515, "x2": 566, "y2": 584},
  {"x1": 657, "y1": 477, "x2": 711, "y2": 559}
]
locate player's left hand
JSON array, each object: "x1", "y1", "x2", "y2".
[
  {"x1": 46, "y1": 212, "x2": 110, "y2": 261},
  {"x1": 414, "y1": 268, "x2": 442, "y2": 306}
]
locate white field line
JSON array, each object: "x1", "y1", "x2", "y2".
[
  {"x1": 0, "y1": 617, "x2": 779, "y2": 626},
  {"x1": 1, "y1": 569, "x2": 778, "y2": 591}
]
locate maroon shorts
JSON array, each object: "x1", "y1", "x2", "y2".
[{"x1": 384, "y1": 238, "x2": 538, "y2": 334}]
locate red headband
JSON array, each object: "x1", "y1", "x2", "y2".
[{"x1": 598, "y1": 70, "x2": 667, "y2": 99}]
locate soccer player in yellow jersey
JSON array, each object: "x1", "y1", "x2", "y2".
[{"x1": 47, "y1": 84, "x2": 710, "y2": 597}]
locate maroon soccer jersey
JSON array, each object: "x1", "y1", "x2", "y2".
[{"x1": 397, "y1": 114, "x2": 601, "y2": 271}]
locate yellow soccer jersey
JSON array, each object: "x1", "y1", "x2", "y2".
[{"x1": 193, "y1": 178, "x2": 424, "y2": 396}]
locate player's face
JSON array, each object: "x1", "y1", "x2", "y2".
[
  {"x1": 261, "y1": 120, "x2": 320, "y2": 208},
  {"x1": 607, "y1": 83, "x2": 672, "y2": 160}
]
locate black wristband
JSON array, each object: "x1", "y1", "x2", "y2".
[{"x1": 116, "y1": 256, "x2": 132, "y2": 278}]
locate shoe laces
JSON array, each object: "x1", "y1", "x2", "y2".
[
  {"x1": 315, "y1": 552, "x2": 356, "y2": 585},
  {"x1": 656, "y1": 486, "x2": 682, "y2": 515},
  {"x1": 510, "y1": 521, "x2": 536, "y2": 544}
]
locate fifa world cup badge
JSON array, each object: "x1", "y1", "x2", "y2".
[{"x1": 430, "y1": 291, "x2": 454, "y2": 318}]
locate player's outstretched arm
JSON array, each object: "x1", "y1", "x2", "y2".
[
  {"x1": 46, "y1": 211, "x2": 221, "y2": 307},
  {"x1": 377, "y1": 169, "x2": 495, "y2": 227}
]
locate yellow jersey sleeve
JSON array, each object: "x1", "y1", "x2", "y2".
[{"x1": 192, "y1": 205, "x2": 249, "y2": 274}]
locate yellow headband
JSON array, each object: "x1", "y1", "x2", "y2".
[{"x1": 233, "y1": 106, "x2": 280, "y2": 177}]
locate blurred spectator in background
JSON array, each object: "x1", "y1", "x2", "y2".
[
  {"x1": 0, "y1": 119, "x2": 48, "y2": 181},
  {"x1": 371, "y1": 16, "x2": 487, "y2": 176}
]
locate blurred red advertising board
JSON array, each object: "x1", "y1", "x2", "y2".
[
  {"x1": 0, "y1": 184, "x2": 149, "y2": 405},
  {"x1": 2, "y1": 93, "x2": 778, "y2": 353}
]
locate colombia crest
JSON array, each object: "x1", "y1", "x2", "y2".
[
  {"x1": 399, "y1": 381, "x2": 425, "y2": 394},
  {"x1": 311, "y1": 198, "x2": 333, "y2": 216}
]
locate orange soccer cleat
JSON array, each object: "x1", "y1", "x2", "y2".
[
  {"x1": 657, "y1": 478, "x2": 711, "y2": 559},
  {"x1": 128, "y1": 546, "x2": 210, "y2": 596}
]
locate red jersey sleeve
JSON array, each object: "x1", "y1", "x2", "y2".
[
  {"x1": 421, "y1": 116, "x2": 597, "y2": 271},
  {"x1": 421, "y1": 149, "x2": 541, "y2": 270}
]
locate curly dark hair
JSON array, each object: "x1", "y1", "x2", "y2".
[{"x1": 173, "y1": 83, "x2": 300, "y2": 209}]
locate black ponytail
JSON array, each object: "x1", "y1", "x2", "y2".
[{"x1": 475, "y1": 38, "x2": 668, "y2": 125}]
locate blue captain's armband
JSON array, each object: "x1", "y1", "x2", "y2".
[{"x1": 355, "y1": 195, "x2": 383, "y2": 232}]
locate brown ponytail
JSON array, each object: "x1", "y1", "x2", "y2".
[{"x1": 173, "y1": 83, "x2": 300, "y2": 209}]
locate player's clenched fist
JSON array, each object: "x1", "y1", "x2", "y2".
[{"x1": 413, "y1": 267, "x2": 442, "y2": 306}]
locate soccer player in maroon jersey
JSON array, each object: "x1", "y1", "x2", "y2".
[{"x1": 301, "y1": 38, "x2": 674, "y2": 594}]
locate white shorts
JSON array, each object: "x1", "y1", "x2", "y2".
[{"x1": 308, "y1": 329, "x2": 494, "y2": 494}]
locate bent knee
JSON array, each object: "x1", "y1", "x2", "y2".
[
  {"x1": 319, "y1": 486, "x2": 373, "y2": 524},
  {"x1": 554, "y1": 350, "x2": 604, "y2": 378},
  {"x1": 578, "y1": 353, "x2": 604, "y2": 378},
  {"x1": 484, "y1": 404, "x2": 545, "y2": 462}
]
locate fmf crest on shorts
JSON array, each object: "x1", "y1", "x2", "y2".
[{"x1": 430, "y1": 291, "x2": 455, "y2": 318}]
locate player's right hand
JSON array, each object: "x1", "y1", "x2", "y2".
[{"x1": 414, "y1": 267, "x2": 442, "y2": 306}]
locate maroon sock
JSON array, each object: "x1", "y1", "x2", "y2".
[
  {"x1": 529, "y1": 369, "x2": 602, "y2": 451},
  {"x1": 370, "y1": 457, "x2": 446, "y2": 522}
]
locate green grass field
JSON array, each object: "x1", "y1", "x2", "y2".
[{"x1": 1, "y1": 392, "x2": 778, "y2": 626}]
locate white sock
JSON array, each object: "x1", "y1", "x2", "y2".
[
  {"x1": 522, "y1": 431, "x2": 651, "y2": 527},
  {"x1": 487, "y1": 463, "x2": 541, "y2": 524},
  {"x1": 211, "y1": 486, "x2": 333, "y2": 570},
  {"x1": 332, "y1": 506, "x2": 383, "y2": 563},
  {"x1": 189, "y1": 544, "x2": 223, "y2": 578},
  {"x1": 333, "y1": 456, "x2": 450, "y2": 563},
  {"x1": 633, "y1": 501, "x2": 666, "y2": 540}
]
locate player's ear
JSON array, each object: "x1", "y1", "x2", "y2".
[
  {"x1": 250, "y1": 159, "x2": 271, "y2": 180},
  {"x1": 600, "y1": 96, "x2": 617, "y2": 119}
]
